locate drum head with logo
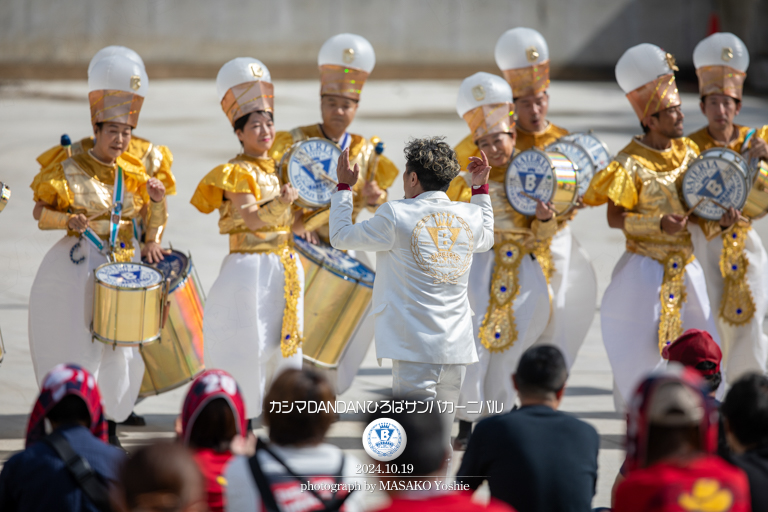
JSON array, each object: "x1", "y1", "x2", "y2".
[
  {"x1": 294, "y1": 235, "x2": 374, "y2": 286},
  {"x1": 682, "y1": 149, "x2": 749, "y2": 220},
  {"x1": 96, "y1": 263, "x2": 164, "y2": 289},
  {"x1": 145, "y1": 250, "x2": 189, "y2": 292},
  {"x1": 284, "y1": 138, "x2": 341, "y2": 208},
  {"x1": 505, "y1": 149, "x2": 556, "y2": 216},
  {"x1": 546, "y1": 141, "x2": 594, "y2": 196},
  {"x1": 562, "y1": 132, "x2": 612, "y2": 172}
]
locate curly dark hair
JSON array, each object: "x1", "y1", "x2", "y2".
[{"x1": 403, "y1": 136, "x2": 460, "y2": 192}]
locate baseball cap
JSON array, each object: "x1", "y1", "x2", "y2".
[
  {"x1": 648, "y1": 380, "x2": 705, "y2": 426},
  {"x1": 662, "y1": 329, "x2": 722, "y2": 375}
]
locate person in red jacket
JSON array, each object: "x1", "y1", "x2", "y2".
[
  {"x1": 615, "y1": 366, "x2": 750, "y2": 512},
  {"x1": 178, "y1": 369, "x2": 250, "y2": 512}
]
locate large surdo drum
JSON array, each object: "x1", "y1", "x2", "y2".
[{"x1": 279, "y1": 138, "x2": 342, "y2": 209}]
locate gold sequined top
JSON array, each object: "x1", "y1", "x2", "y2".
[
  {"x1": 687, "y1": 124, "x2": 768, "y2": 154},
  {"x1": 270, "y1": 124, "x2": 400, "y2": 242},
  {"x1": 190, "y1": 154, "x2": 293, "y2": 254},
  {"x1": 447, "y1": 163, "x2": 558, "y2": 252},
  {"x1": 584, "y1": 137, "x2": 700, "y2": 262},
  {"x1": 30, "y1": 151, "x2": 149, "y2": 241},
  {"x1": 516, "y1": 122, "x2": 570, "y2": 151}
]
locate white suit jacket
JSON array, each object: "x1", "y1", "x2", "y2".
[{"x1": 329, "y1": 189, "x2": 494, "y2": 364}]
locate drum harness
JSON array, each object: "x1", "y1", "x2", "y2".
[{"x1": 70, "y1": 165, "x2": 126, "y2": 265}]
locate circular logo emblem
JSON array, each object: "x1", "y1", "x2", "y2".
[
  {"x1": 546, "y1": 141, "x2": 594, "y2": 195},
  {"x1": 96, "y1": 263, "x2": 163, "y2": 288},
  {"x1": 410, "y1": 212, "x2": 474, "y2": 284},
  {"x1": 286, "y1": 139, "x2": 341, "y2": 208},
  {"x1": 506, "y1": 149, "x2": 555, "y2": 216},
  {"x1": 363, "y1": 418, "x2": 407, "y2": 461},
  {"x1": 682, "y1": 154, "x2": 748, "y2": 220}
]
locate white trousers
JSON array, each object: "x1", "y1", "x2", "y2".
[
  {"x1": 28, "y1": 236, "x2": 145, "y2": 422},
  {"x1": 456, "y1": 250, "x2": 551, "y2": 422},
  {"x1": 532, "y1": 226, "x2": 598, "y2": 369},
  {"x1": 690, "y1": 224, "x2": 768, "y2": 384},
  {"x1": 392, "y1": 360, "x2": 465, "y2": 453},
  {"x1": 204, "y1": 252, "x2": 304, "y2": 417},
  {"x1": 601, "y1": 252, "x2": 720, "y2": 406}
]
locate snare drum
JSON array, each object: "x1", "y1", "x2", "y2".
[
  {"x1": 561, "y1": 132, "x2": 612, "y2": 172},
  {"x1": 744, "y1": 159, "x2": 768, "y2": 219},
  {"x1": 92, "y1": 262, "x2": 166, "y2": 346},
  {"x1": 294, "y1": 235, "x2": 375, "y2": 394},
  {"x1": 545, "y1": 140, "x2": 594, "y2": 196},
  {"x1": 0, "y1": 182, "x2": 10, "y2": 213},
  {"x1": 139, "y1": 250, "x2": 206, "y2": 398},
  {"x1": 505, "y1": 149, "x2": 579, "y2": 217},
  {"x1": 279, "y1": 138, "x2": 341, "y2": 209},
  {"x1": 682, "y1": 148, "x2": 749, "y2": 221}
]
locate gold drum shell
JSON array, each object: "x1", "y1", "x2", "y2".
[{"x1": 744, "y1": 160, "x2": 768, "y2": 220}]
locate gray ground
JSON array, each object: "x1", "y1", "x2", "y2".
[{"x1": 2, "y1": 79, "x2": 768, "y2": 508}]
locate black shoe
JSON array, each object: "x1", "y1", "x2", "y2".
[{"x1": 120, "y1": 412, "x2": 146, "y2": 426}]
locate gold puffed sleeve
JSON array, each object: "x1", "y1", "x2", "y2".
[
  {"x1": 373, "y1": 154, "x2": 399, "y2": 191},
  {"x1": 30, "y1": 163, "x2": 73, "y2": 211},
  {"x1": 454, "y1": 134, "x2": 481, "y2": 172},
  {"x1": 446, "y1": 174, "x2": 472, "y2": 203},
  {"x1": 190, "y1": 163, "x2": 260, "y2": 214},
  {"x1": 269, "y1": 131, "x2": 296, "y2": 163},
  {"x1": 583, "y1": 160, "x2": 638, "y2": 210},
  {"x1": 119, "y1": 153, "x2": 151, "y2": 206},
  {"x1": 151, "y1": 145, "x2": 176, "y2": 196},
  {"x1": 36, "y1": 144, "x2": 70, "y2": 170}
]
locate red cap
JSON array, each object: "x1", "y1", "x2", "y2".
[{"x1": 662, "y1": 329, "x2": 721, "y2": 376}]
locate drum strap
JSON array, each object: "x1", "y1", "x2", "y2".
[
  {"x1": 109, "y1": 166, "x2": 125, "y2": 253},
  {"x1": 44, "y1": 431, "x2": 113, "y2": 512}
]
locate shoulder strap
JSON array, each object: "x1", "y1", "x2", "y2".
[
  {"x1": 247, "y1": 445, "x2": 282, "y2": 512},
  {"x1": 44, "y1": 431, "x2": 113, "y2": 512}
]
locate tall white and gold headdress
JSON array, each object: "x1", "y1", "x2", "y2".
[
  {"x1": 216, "y1": 57, "x2": 274, "y2": 126},
  {"x1": 616, "y1": 43, "x2": 681, "y2": 121},
  {"x1": 88, "y1": 54, "x2": 148, "y2": 128},
  {"x1": 456, "y1": 72, "x2": 515, "y2": 142},
  {"x1": 693, "y1": 32, "x2": 749, "y2": 100},
  {"x1": 495, "y1": 27, "x2": 550, "y2": 98},
  {"x1": 318, "y1": 33, "x2": 376, "y2": 101}
]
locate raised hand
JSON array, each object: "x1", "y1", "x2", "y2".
[
  {"x1": 336, "y1": 148, "x2": 360, "y2": 187},
  {"x1": 467, "y1": 150, "x2": 491, "y2": 187},
  {"x1": 278, "y1": 183, "x2": 299, "y2": 205},
  {"x1": 147, "y1": 177, "x2": 166, "y2": 202}
]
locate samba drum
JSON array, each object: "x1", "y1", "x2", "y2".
[
  {"x1": 294, "y1": 235, "x2": 375, "y2": 394},
  {"x1": 744, "y1": 159, "x2": 768, "y2": 219},
  {"x1": 545, "y1": 140, "x2": 595, "y2": 196},
  {"x1": 92, "y1": 262, "x2": 166, "y2": 346},
  {"x1": 682, "y1": 148, "x2": 749, "y2": 221},
  {"x1": 505, "y1": 149, "x2": 579, "y2": 217},
  {"x1": 279, "y1": 138, "x2": 341, "y2": 209},
  {"x1": 561, "y1": 132, "x2": 612, "y2": 172},
  {"x1": 139, "y1": 250, "x2": 206, "y2": 398},
  {"x1": 0, "y1": 182, "x2": 10, "y2": 213}
]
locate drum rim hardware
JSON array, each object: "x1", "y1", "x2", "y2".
[
  {"x1": 279, "y1": 137, "x2": 343, "y2": 209},
  {"x1": 682, "y1": 148, "x2": 749, "y2": 221},
  {"x1": 505, "y1": 147, "x2": 580, "y2": 217}
]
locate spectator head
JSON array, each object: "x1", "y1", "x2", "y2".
[
  {"x1": 113, "y1": 442, "x2": 205, "y2": 512},
  {"x1": 513, "y1": 345, "x2": 568, "y2": 406},
  {"x1": 663, "y1": 329, "x2": 722, "y2": 395},
  {"x1": 366, "y1": 400, "x2": 446, "y2": 481},
  {"x1": 179, "y1": 370, "x2": 248, "y2": 452},
  {"x1": 263, "y1": 369, "x2": 336, "y2": 446},
  {"x1": 26, "y1": 363, "x2": 107, "y2": 447},
  {"x1": 402, "y1": 136, "x2": 461, "y2": 196},
  {"x1": 721, "y1": 373, "x2": 768, "y2": 454},
  {"x1": 625, "y1": 365, "x2": 717, "y2": 471}
]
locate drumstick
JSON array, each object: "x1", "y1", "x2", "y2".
[
  {"x1": 240, "y1": 197, "x2": 273, "y2": 209},
  {"x1": 87, "y1": 208, "x2": 110, "y2": 221},
  {"x1": 683, "y1": 198, "x2": 706, "y2": 218},
  {"x1": 707, "y1": 198, "x2": 751, "y2": 223},
  {"x1": 517, "y1": 189, "x2": 571, "y2": 204}
]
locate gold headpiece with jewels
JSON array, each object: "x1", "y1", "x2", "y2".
[
  {"x1": 220, "y1": 79, "x2": 275, "y2": 127},
  {"x1": 463, "y1": 102, "x2": 516, "y2": 142},
  {"x1": 320, "y1": 62, "x2": 370, "y2": 101},
  {"x1": 625, "y1": 73, "x2": 681, "y2": 120},
  {"x1": 696, "y1": 44, "x2": 746, "y2": 101},
  {"x1": 502, "y1": 59, "x2": 550, "y2": 98},
  {"x1": 89, "y1": 90, "x2": 144, "y2": 127}
]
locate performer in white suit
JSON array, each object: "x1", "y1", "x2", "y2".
[
  {"x1": 447, "y1": 72, "x2": 552, "y2": 448},
  {"x1": 329, "y1": 137, "x2": 494, "y2": 451},
  {"x1": 686, "y1": 33, "x2": 768, "y2": 384},
  {"x1": 584, "y1": 44, "x2": 723, "y2": 408}
]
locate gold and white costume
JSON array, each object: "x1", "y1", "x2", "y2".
[
  {"x1": 585, "y1": 44, "x2": 720, "y2": 405},
  {"x1": 190, "y1": 58, "x2": 303, "y2": 416},
  {"x1": 28, "y1": 52, "x2": 160, "y2": 421},
  {"x1": 269, "y1": 34, "x2": 399, "y2": 244},
  {"x1": 453, "y1": 28, "x2": 597, "y2": 368},
  {"x1": 687, "y1": 32, "x2": 768, "y2": 383},
  {"x1": 448, "y1": 73, "x2": 552, "y2": 420}
]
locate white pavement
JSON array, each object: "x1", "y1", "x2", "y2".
[{"x1": 2, "y1": 78, "x2": 768, "y2": 508}]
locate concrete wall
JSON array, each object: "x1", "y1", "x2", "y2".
[{"x1": 1, "y1": 0, "x2": 764, "y2": 82}]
